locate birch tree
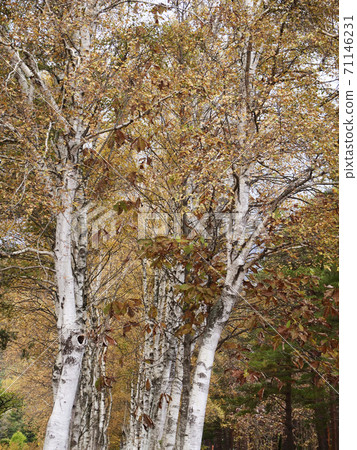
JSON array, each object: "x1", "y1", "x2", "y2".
[
  {"x1": 0, "y1": 0, "x2": 171, "y2": 447},
  {"x1": 120, "y1": 0, "x2": 338, "y2": 448}
]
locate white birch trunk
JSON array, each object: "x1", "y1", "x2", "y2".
[
  {"x1": 5, "y1": 2, "x2": 122, "y2": 447},
  {"x1": 176, "y1": 333, "x2": 192, "y2": 450},
  {"x1": 44, "y1": 167, "x2": 87, "y2": 449},
  {"x1": 69, "y1": 313, "x2": 111, "y2": 449},
  {"x1": 161, "y1": 342, "x2": 184, "y2": 449},
  {"x1": 181, "y1": 166, "x2": 251, "y2": 449},
  {"x1": 181, "y1": 281, "x2": 244, "y2": 450},
  {"x1": 122, "y1": 264, "x2": 185, "y2": 450},
  {"x1": 44, "y1": 334, "x2": 86, "y2": 449},
  {"x1": 69, "y1": 235, "x2": 111, "y2": 450}
]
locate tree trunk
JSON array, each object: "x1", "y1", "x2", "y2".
[
  {"x1": 329, "y1": 389, "x2": 338, "y2": 450},
  {"x1": 176, "y1": 333, "x2": 192, "y2": 449},
  {"x1": 44, "y1": 167, "x2": 87, "y2": 449},
  {"x1": 282, "y1": 382, "x2": 295, "y2": 450},
  {"x1": 161, "y1": 342, "x2": 184, "y2": 449},
  {"x1": 181, "y1": 166, "x2": 252, "y2": 450},
  {"x1": 314, "y1": 394, "x2": 329, "y2": 450},
  {"x1": 69, "y1": 308, "x2": 111, "y2": 449},
  {"x1": 181, "y1": 281, "x2": 245, "y2": 450},
  {"x1": 122, "y1": 263, "x2": 185, "y2": 450}
]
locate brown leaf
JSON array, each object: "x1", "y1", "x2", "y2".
[
  {"x1": 114, "y1": 129, "x2": 126, "y2": 147},
  {"x1": 123, "y1": 323, "x2": 131, "y2": 336},
  {"x1": 257, "y1": 387, "x2": 265, "y2": 400},
  {"x1": 133, "y1": 136, "x2": 148, "y2": 152},
  {"x1": 310, "y1": 361, "x2": 320, "y2": 369},
  {"x1": 103, "y1": 376, "x2": 115, "y2": 387},
  {"x1": 142, "y1": 413, "x2": 154, "y2": 428},
  {"x1": 148, "y1": 305, "x2": 157, "y2": 319},
  {"x1": 127, "y1": 172, "x2": 137, "y2": 184},
  {"x1": 127, "y1": 306, "x2": 135, "y2": 318},
  {"x1": 104, "y1": 334, "x2": 117, "y2": 346}
]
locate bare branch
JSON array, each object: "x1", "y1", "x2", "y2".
[{"x1": 0, "y1": 248, "x2": 54, "y2": 258}]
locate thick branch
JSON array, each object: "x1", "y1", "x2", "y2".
[{"x1": 0, "y1": 247, "x2": 54, "y2": 258}]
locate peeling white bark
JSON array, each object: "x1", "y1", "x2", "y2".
[
  {"x1": 181, "y1": 281, "x2": 244, "y2": 450},
  {"x1": 69, "y1": 319, "x2": 111, "y2": 450},
  {"x1": 122, "y1": 265, "x2": 185, "y2": 450},
  {"x1": 44, "y1": 333, "x2": 86, "y2": 449},
  {"x1": 161, "y1": 342, "x2": 183, "y2": 449},
  {"x1": 44, "y1": 168, "x2": 88, "y2": 449}
]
